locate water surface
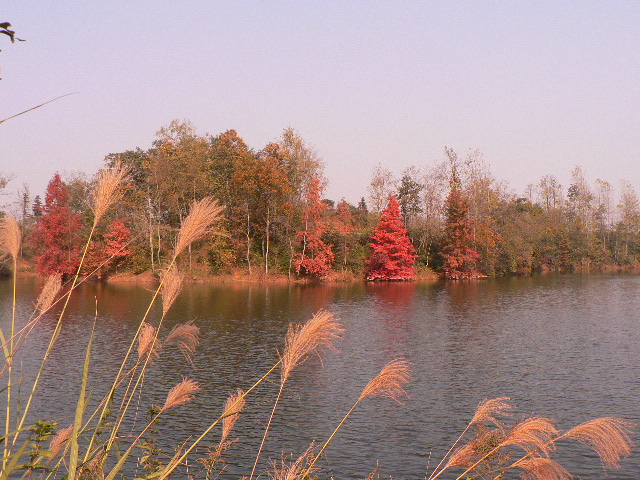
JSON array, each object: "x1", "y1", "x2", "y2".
[{"x1": 1, "y1": 274, "x2": 638, "y2": 479}]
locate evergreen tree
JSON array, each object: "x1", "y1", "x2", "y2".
[
  {"x1": 30, "y1": 173, "x2": 83, "y2": 275},
  {"x1": 441, "y1": 167, "x2": 481, "y2": 279},
  {"x1": 365, "y1": 195, "x2": 416, "y2": 280}
]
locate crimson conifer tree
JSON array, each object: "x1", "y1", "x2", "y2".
[
  {"x1": 31, "y1": 173, "x2": 83, "y2": 275},
  {"x1": 295, "y1": 177, "x2": 335, "y2": 277},
  {"x1": 365, "y1": 195, "x2": 416, "y2": 281},
  {"x1": 441, "y1": 167, "x2": 481, "y2": 279}
]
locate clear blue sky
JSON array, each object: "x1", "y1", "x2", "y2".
[{"x1": 2, "y1": 1, "x2": 639, "y2": 205}]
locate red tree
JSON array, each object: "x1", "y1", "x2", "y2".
[
  {"x1": 295, "y1": 177, "x2": 335, "y2": 277},
  {"x1": 365, "y1": 195, "x2": 417, "y2": 281},
  {"x1": 441, "y1": 167, "x2": 481, "y2": 279},
  {"x1": 105, "y1": 218, "x2": 133, "y2": 272},
  {"x1": 31, "y1": 173, "x2": 83, "y2": 275}
]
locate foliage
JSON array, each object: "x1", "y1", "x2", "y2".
[
  {"x1": 365, "y1": 195, "x2": 417, "y2": 281},
  {"x1": 441, "y1": 166, "x2": 481, "y2": 280},
  {"x1": 295, "y1": 177, "x2": 335, "y2": 278},
  {"x1": 30, "y1": 173, "x2": 83, "y2": 275}
]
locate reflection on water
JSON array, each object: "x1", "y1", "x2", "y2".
[{"x1": 1, "y1": 274, "x2": 639, "y2": 479}]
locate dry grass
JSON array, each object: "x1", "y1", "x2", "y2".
[
  {"x1": 137, "y1": 322, "x2": 160, "y2": 362},
  {"x1": 35, "y1": 274, "x2": 63, "y2": 315},
  {"x1": 48, "y1": 425, "x2": 73, "y2": 459},
  {"x1": 358, "y1": 358, "x2": 411, "y2": 403},
  {"x1": 471, "y1": 397, "x2": 513, "y2": 426},
  {"x1": 165, "y1": 321, "x2": 200, "y2": 365},
  {"x1": 0, "y1": 213, "x2": 20, "y2": 261},
  {"x1": 161, "y1": 265, "x2": 184, "y2": 315},
  {"x1": 268, "y1": 445, "x2": 317, "y2": 480},
  {"x1": 501, "y1": 417, "x2": 559, "y2": 457},
  {"x1": 564, "y1": 417, "x2": 635, "y2": 468},
  {"x1": 221, "y1": 388, "x2": 246, "y2": 444},
  {"x1": 516, "y1": 456, "x2": 572, "y2": 480},
  {"x1": 280, "y1": 310, "x2": 344, "y2": 385},
  {"x1": 91, "y1": 160, "x2": 130, "y2": 227},
  {"x1": 174, "y1": 197, "x2": 224, "y2": 257},
  {"x1": 162, "y1": 377, "x2": 201, "y2": 411}
]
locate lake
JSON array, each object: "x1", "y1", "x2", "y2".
[{"x1": 1, "y1": 274, "x2": 639, "y2": 479}]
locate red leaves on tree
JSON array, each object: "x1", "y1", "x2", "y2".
[
  {"x1": 441, "y1": 169, "x2": 482, "y2": 280},
  {"x1": 31, "y1": 173, "x2": 83, "y2": 275},
  {"x1": 295, "y1": 177, "x2": 335, "y2": 278},
  {"x1": 105, "y1": 219, "x2": 133, "y2": 267},
  {"x1": 365, "y1": 195, "x2": 417, "y2": 281}
]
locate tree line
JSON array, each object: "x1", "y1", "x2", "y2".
[{"x1": 3, "y1": 120, "x2": 640, "y2": 280}]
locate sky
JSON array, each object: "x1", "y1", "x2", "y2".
[{"x1": 2, "y1": 1, "x2": 640, "y2": 207}]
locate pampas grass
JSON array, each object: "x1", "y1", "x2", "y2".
[
  {"x1": 161, "y1": 265, "x2": 184, "y2": 315},
  {"x1": 35, "y1": 274, "x2": 63, "y2": 315},
  {"x1": 358, "y1": 358, "x2": 411, "y2": 402},
  {"x1": 280, "y1": 309, "x2": 344, "y2": 385},
  {"x1": 165, "y1": 321, "x2": 200, "y2": 365},
  {"x1": 221, "y1": 388, "x2": 246, "y2": 445},
  {"x1": 174, "y1": 197, "x2": 224, "y2": 257},
  {"x1": 564, "y1": 417, "x2": 635, "y2": 468},
  {"x1": 91, "y1": 160, "x2": 130, "y2": 227},
  {"x1": 162, "y1": 378, "x2": 201, "y2": 411},
  {"x1": 0, "y1": 213, "x2": 20, "y2": 261}
]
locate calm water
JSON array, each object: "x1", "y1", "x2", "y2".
[{"x1": 1, "y1": 274, "x2": 639, "y2": 479}]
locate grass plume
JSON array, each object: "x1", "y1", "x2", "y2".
[
  {"x1": 280, "y1": 309, "x2": 344, "y2": 385},
  {"x1": 564, "y1": 417, "x2": 634, "y2": 469},
  {"x1": 221, "y1": 388, "x2": 246, "y2": 444},
  {"x1": 138, "y1": 322, "x2": 160, "y2": 362},
  {"x1": 358, "y1": 358, "x2": 411, "y2": 402},
  {"x1": 174, "y1": 197, "x2": 224, "y2": 257},
  {"x1": 0, "y1": 213, "x2": 20, "y2": 261},
  {"x1": 162, "y1": 377, "x2": 201, "y2": 411},
  {"x1": 165, "y1": 321, "x2": 200, "y2": 365},
  {"x1": 35, "y1": 274, "x2": 63, "y2": 315},
  {"x1": 161, "y1": 265, "x2": 184, "y2": 315},
  {"x1": 91, "y1": 160, "x2": 130, "y2": 227},
  {"x1": 48, "y1": 425, "x2": 74, "y2": 459},
  {"x1": 516, "y1": 456, "x2": 571, "y2": 480}
]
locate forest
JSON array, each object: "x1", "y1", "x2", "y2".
[{"x1": 3, "y1": 120, "x2": 640, "y2": 281}]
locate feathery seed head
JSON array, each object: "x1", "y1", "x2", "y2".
[
  {"x1": 92, "y1": 160, "x2": 130, "y2": 227},
  {"x1": 358, "y1": 358, "x2": 411, "y2": 403},
  {"x1": 565, "y1": 417, "x2": 635, "y2": 469},
  {"x1": 281, "y1": 310, "x2": 344, "y2": 385},
  {"x1": 221, "y1": 388, "x2": 246, "y2": 444},
  {"x1": 161, "y1": 265, "x2": 184, "y2": 315},
  {"x1": 49, "y1": 425, "x2": 74, "y2": 459},
  {"x1": 268, "y1": 445, "x2": 317, "y2": 480},
  {"x1": 472, "y1": 397, "x2": 514, "y2": 426},
  {"x1": 501, "y1": 417, "x2": 559, "y2": 457},
  {"x1": 516, "y1": 456, "x2": 572, "y2": 480},
  {"x1": 138, "y1": 322, "x2": 160, "y2": 361},
  {"x1": 174, "y1": 197, "x2": 224, "y2": 257},
  {"x1": 35, "y1": 274, "x2": 63, "y2": 315},
  {"x1": 162, "y1": 377, "x2": 201, "y2": 411},
  {"x1": 0, "y1": 213, "x2": 20, "y2": 261},
  {"x1": 165, "y1": 321, "x2": 200, "y2": 365}
]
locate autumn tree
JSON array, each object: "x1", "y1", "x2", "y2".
[
  {"x1": 441, "y1": 166, "x2": 481, "y2": 280},
  {"x1": 365, "y1": 195, "x2": 416, "y2": 281},
  {"x1": 331, "y1": 199, "x2": 357, "y2": 271},
  {"x1": 295, "y1": 177, "x2": 334, "y2": 278},
  {"x1": 31, "y1": 173, "x2": 83, "y2": 275}
]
